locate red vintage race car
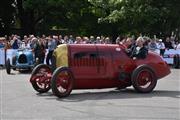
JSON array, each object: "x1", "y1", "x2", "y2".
[{"x1": 30, "y1": 44, "x2": 170, "y2": 98}]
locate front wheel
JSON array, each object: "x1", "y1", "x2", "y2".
[
  {"x1": 5, "y1": 59, "x2": 11, "y2": 74},
  {"x1": 30, "y1": 64, "x2": 52, "y2": 93},
  {"x1": 51, "y1": 67, "x2": 74, "y2": 98},
  {"x1": 131, "y1": 65, "x2": 157, "y2": 93}
]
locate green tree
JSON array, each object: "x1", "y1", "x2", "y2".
[
  {"x1": 16, "y1": 0, "x2": 51, "y2": 35},
  {"x1": 15, "y1": 0, "x2": 101, "y2": 36},
  {"x1": 0, "y1": 0, "x2": 15, "y2": 36},
  {"x1": 89, "y1": 0, "x2": 180, "y2": 38}
]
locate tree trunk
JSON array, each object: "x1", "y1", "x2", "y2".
[{"x1": 16, "y1": 0, "x2": 35, "y2": 35}]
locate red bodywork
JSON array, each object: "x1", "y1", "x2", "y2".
[{"x1": 65, "y1": 44, "x2": 170, "y2": 89}]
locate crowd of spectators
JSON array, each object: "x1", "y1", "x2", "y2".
[
  {"x1": 0, "y1": 34, "x2": 180, "y2": 63},
  {"x1": 0, "y1": 34, "x2": 112, "y2": 50},
  {"x1": 0, "y1": 34, "x2": 180, "y2": 49}
]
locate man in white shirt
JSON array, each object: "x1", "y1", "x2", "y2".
[{"x1": 157, "y1": 39, "x2": 165, "y2": 56}]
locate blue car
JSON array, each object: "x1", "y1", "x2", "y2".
[{"x1": 5, "y1": 48, "x2": 36, "y2": 74}]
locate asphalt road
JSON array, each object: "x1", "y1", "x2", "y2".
[{"x1": 0, "y1": 68, "x2": 180, "y2": 120}]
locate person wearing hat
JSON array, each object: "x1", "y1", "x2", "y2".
[{"x1": 157, "y1": 39, "x2": 165, "y2": 56}]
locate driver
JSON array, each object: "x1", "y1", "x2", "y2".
[{"x1": 127, "y1": 37, "x2": 148, "y2": 59}]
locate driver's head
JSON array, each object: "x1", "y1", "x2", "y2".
[{"x1": 136, "y1": 37, "x2": 144, "y2": 47}]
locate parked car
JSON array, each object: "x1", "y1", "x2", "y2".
[
  {"x1": 5, "y1": 48, "x2": 35, "y2": 74},
  {"x1": 30, "y1": 44, "x2": 171, "y2": 98}
]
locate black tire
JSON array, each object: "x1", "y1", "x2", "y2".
[
  {"x1": 173, "y1": 54, "x2": 180, "y2": 69},
  {"x1": 12, "y1": 56, "x2": 16, "y2": 70},
  {"x1": 30, "y1": 64, "x2": 52, "y2": 93},
  {"x1": 131, "y1": 65, "x2": 157, "y2": 93},
  {"x1": 5, "y1": 59, "x2": 11, "y2": 74},
  {"x1": 51, "y1": 67, "x2": 74, "y2": 98}
]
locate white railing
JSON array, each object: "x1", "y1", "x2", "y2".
[{"x1": 163, "y1": 49, "x2": 180, "y2": 64}]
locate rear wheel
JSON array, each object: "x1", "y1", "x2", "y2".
[
  {"x1": 173, "y1": 54, "x2": 180, "y2": 69},
  {"x1": 131, "y1": 65, "x2": 157, "y2": 93},
  {"x1": 30, "y1": 64, "x2": 52, "y2": 93},
  {"x1": 5, "y1": 59, "x2": 11, "y2": 74},
  {"x1": 51, "y1": 67, "x2": 74, "y2": 98}
]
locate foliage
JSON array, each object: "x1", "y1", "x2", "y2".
[
  {"x1": 0, "y1": 0, "x2": 180, "y2": 38},
  {"x1": 0, "y1": 0, "x2": 15, "y2": 35},
  {"x1": 89, "y1": 0, "x2": 180, "y2": 37},
  {"x1": 15, "y1": 0, "x2": 101, "y2": 36}
]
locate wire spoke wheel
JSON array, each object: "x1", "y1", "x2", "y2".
[
  {"x1": 136, "y1": 70, "x2": 153, "y2": 89},
  {"x1": 30, "y1": 64, "x2": 52, "y2": 93},
  {"x1": 51, "y1": 67, "x2": 73, "y2": 98},
  {"x1": 56, "y1": 72, "x2": 70, "y2": 92},
  {"x1": 132, "y1": 65, "x2": 157, "y2": 93}
]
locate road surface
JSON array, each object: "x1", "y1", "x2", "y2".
[{"x1": 0, "y1": 68, "x2": 180, "y2": 120}]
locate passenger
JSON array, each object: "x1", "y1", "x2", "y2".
[{"x1": 127, "y1": 37, "x2": 148, "y2": 59}]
